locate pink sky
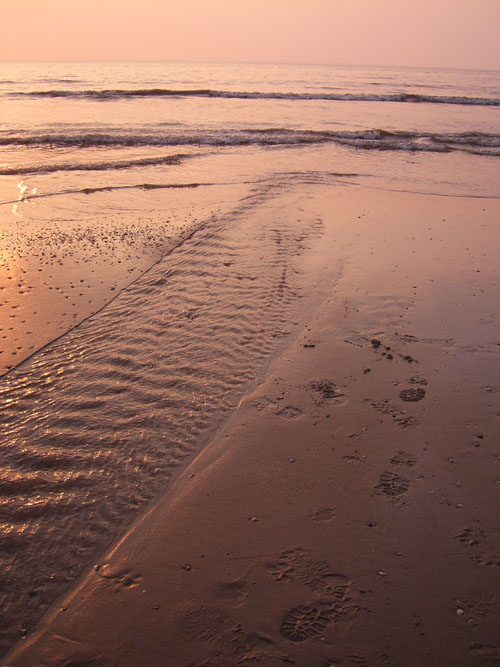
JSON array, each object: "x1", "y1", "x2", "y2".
[{"x1": 1, "y1": 0, "x2": 499, "y2": 69}]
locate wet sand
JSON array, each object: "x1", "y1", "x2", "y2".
[
  {"x1": 0, "y1": 181, "x2": 245, "y2": 376},
  {"x1": 4, "y1": 186, "x2": 500, "y2": 666}
]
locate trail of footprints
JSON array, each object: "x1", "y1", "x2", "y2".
[
  {"x1": 181, "y1": 477, "x2": 496, "y2": 660},
  {"x1": 368, "y1": 370, "x2": 500, "y2": 575},
  {"x1": 184, "y1": 548, "x2": 355, "y2": 654},
  {"x1": 188, "y1": 359, "x2": 497, "y2": 659}
]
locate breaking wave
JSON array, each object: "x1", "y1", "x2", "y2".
[
  {"x1": 11, "y1": 88, "x2": 500, "y2": 106},
  {"x1": 0, "y1": 130, "x2": 498, "y2": 175}
]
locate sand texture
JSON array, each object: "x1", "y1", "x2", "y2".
[
  {"x1": 0, "y1": 181, "x2": 245, "y2": 376},
  {"x1": 4, "y1": 187, "x2": 500, "y2": 666}
]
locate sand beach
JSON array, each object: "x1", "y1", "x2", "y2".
[
  {"x1": 1, "y1": 59, "x2": 499, "y2": 665},
  {"x1": 4, "y1": 185, "x2": 500, "y2": 666}
]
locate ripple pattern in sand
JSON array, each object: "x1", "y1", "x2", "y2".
[{"x1": 0, "y1": 202, "x2": 322, "y2": 654}]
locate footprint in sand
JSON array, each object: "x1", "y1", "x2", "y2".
[
  {"x1": 471, "y1": 555, "x2": 500, "y2": 568},
  {"x1": 280, "y1": 605, "x2": 331, "y2": 642},
  {"x1": 408, "y1": 376, "x2": 428, "y2": 386},
  {"x1": 280, "y1": 602, "x2": 350, "y2": 644},
  {"x1": 215, "y1": 576, "x2": 248, "y2": 606},
  {"x1": 267, "y1": 548, "x2": 349, "y2": 602},
  {"x1": 344, "y1": 650, "x2": 373, "y2": 666},
  {"x1": 252, "y1": 398, "x2": 303, "y2": 419},
  {"x1": 367, "y1": 398, "x2": 419, "y2": 429},
  {"x1": 308, "y1": 379, "x2": 346, "y2": 405},
  {"x1": 311, "y1": 507, "x2": 336, "y2": 522},
  {"x1": 454, "y1": 527, "x2": 485, "y2": 546},
  {"x1": 390, "y1": 452, "x2": 417, "y2": 467},
  {"x1": 399, "y1": 387, "x2": 426, "y2": 402},
  {"x1": 96, "y1": 566, "x2": 142, "y2": 590},
  {"x1": 275, "y1": 405, "x2": 303, "y2": 419},
  {"x1": 184, "y1": 604, "x2": 290, "y2": 663},
  {"x1": 184, "y1": 605, "x2": 234, "y2": 643},
  {"x1": 375, "y1": 471, "x2": 410, "y2": 499}
]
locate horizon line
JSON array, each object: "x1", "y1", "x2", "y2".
[{"x1": 1, "y1": 59, "x2": 499, "y2": 73}]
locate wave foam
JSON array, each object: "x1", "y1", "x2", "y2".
[
  {"x1": 12, "y1": 88, "x2": 500, "y2": 106},
  {"x1": 0, "y1": 129, "x2": 498, "y2": 176}
]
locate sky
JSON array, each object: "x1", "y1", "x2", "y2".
[{"x1": 1, "y1": 0, "x2": 499, "y2": 70}]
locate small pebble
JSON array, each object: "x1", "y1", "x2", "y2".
[
  {"x1": 456, "y1": 608, "x2": 465, "y2": 616},
  {"x1": 288, "y1": 457, "x2": 296, "y2": 463}
]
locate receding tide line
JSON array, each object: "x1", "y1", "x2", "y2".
[{"x1": 0, "y1": 182, "x2": 208, "y2": 206}]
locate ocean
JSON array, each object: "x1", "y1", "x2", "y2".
[{"x1": 0, "y1": 62, "x2": 499, "y2": 656}]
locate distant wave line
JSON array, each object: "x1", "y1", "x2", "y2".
[{"x1": 10, "y1": 88, "x2": 500, "y2": 106}]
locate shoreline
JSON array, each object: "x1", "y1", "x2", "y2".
[
  {"x1": 4, "y1": 185, "x2": 500, "y2": 666},
  {"x1": 0, "y1": 181, "x2": 246, "y2": 377}
]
